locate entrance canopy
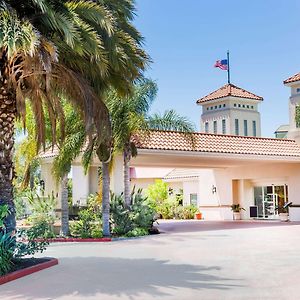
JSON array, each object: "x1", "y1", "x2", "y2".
[{"x1": 131, "y1": 130, "x2": 300, "y2": 168}]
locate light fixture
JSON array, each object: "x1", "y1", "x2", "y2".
[{"x1": 212, "y1": 185, "x2": 217, "y2": 194}]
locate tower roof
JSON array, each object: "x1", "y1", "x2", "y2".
[
  {"x1": 196, "y1": 83, "x2": 263, "y2": 104},
  {"x1": 283, "y1": 72, "x2": 300, "y2": 84}
]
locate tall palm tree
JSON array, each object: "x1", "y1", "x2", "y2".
[
  {"x1": 107, "y1": 80, "x2": 196, "y2": 206},
  {"x1": 147, "y1": 110, "x2": 196, "y2": 132},
  {"x1": 53, "y1": 79, "x2": 195, "y2": 235},
  {"x1": 0, "y1": 0, "x2": 148, "y2": 233}
]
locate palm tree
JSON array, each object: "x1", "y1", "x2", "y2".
[
  {"x1": 0, "y1": 0, "x2": 148, "y2": 233},
  {"x1": 107, "y1": 79, "x2": 158, "y2": 206},
  {"x1": 107, "y1": 80, "x2": 196, "y2": 206},
  {"x1": 147, "y1": 110, "x2": 196, "y2": 132}
]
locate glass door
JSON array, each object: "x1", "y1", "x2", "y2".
[{"x1": 254, "y1": 185, "x2": 288, "y2": 219}]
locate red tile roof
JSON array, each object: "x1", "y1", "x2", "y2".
[
  {"x1": 283, "y1": 72, "x2": 300, "y2": 84},
  {"x1": 196, "y1": 83, "x2": 263, "y2": 104},
  {"x1": 132, "y1": 130, "x2": 300, "y2": 157}
]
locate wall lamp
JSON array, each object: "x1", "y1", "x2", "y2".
[{"x1": 212, "y1": 185, "x2": 217, "y2": 194}]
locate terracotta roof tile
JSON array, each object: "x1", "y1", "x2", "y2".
[
  {"x1": 132, "y1": 130, "x2": 300, "y2": 157},
  {"x1": 196, "y1": 83, "x2": 263, "y2": 104},
  {"x1": 283, "y1": 72, "x2": 300, "y2": 84}
]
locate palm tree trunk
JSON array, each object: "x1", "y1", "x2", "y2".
[
  {"x1": 60, "y1": 174, "x2": 69, "y2": 236},
  {"x1": 123, "y1": 150, "x2": 131, "y2": 207},
  {"x1": 0, "y1": 84, "x2": 16, "y2": 233},
  {"x1": 102, "y1": 161, "x2": 110, "y2": 237}
]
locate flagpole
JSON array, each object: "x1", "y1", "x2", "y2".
[{"x1": 227, "y1": 50, "x2": 230, "y2": 84}]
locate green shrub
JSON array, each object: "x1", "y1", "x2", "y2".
[
  {"x1": 110, "y1": 194, "x2": 133, "y2": 235},
  {"x1": 125, "y1": 227, "x2": 149, "y2": 237},
  {"x1": 110, "y1": 190, "x2": 156, "y2": 236},
  {"x1": 69, "y1": 209, "x2": 102, "y2": 238},
  {"x1": 26, "y1": 192, "x2": 57, "y2": 225},
  {"x1": 0, "y1": 204, "x2": 49, "y2": 276},
  {"x1": 176, "y1": 205, "x2": 198, "y2": 219}
]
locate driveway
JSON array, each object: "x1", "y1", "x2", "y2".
[{"x1": 1, "y1": 220, "x2": 300, "y2": 300}]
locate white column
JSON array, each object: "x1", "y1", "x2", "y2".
[
  {"x1": 72, "y1": 165, "x2": 89, "y2": 206},
  {"x1": 110, "y1": 155, "x2": 124, "y2": 195}
]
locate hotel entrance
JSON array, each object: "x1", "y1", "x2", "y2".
[{"x1": 254, "y1": 185, "x2": 288, "y2": 219}]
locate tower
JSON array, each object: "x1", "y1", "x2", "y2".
[
  {"x1": 196, "y1": 83, "x2": 263, "y2": 137},
  {"x1": 284, "y1": 72, "x2": 300, "y2": 142}
]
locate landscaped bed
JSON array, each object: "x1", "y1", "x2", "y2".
[{"x1": 0, "y1": 257, "x2": 58, "y2": 285}]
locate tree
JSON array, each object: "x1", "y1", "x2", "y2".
[
  {"x1": 107, "y1": 81, "x2": 196, "y2": 206},
  {"x1": 147, "y1": 110, "x2": 196, "y2": 132},
  {"x1": 0, "y1": 0, "x2": 148, "y2": 233}
]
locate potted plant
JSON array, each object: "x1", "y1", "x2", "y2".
[
  {"x1": 194, "y1": 210, "x2": 202, "y2": 220},
  {"x1": 230, "y1": 204, "x2": 245, "y2": 220},
  {"x1": 276, "y1": 202, "x2": 292, "y2": 222}
]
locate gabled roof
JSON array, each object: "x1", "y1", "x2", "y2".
[
  {"x1": 132, "y1": 130, "x2": 300, "y2": 157},
  {"x1": 196, "y1": 83, "x2": 263, "y2": 104},
  {"x1": 274, "y1": 125, "x2": 289, "y2": 133},
  {"x1": 164, "y1": 168, "x2": 202, "y2": 180},
  {"x1": 283, "y1": 72, "x2": 300, "y2": 84}
]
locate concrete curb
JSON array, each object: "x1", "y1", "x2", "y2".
[
  {"x1": 35, "y1": 237, "x2": 112, "y2": 243},
  {"x1": 0, "y1": 257, "x2": 58, "y2": 285}
]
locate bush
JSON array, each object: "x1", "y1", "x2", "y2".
[
  {"x1": 176, "y1": 205, "x2": 198, "y2": 219},
  {"x1": 26, "y1": 192, "x2": 57, "y2": 225},
  {"x1": 125, "y1": 228, "x2": 149, "y2": 237},
  {"x1": 0, "y1": 204, "x2": 49, "y2": 276},
  {"x1": 110, "y1": 190, "x2": 156, "y2": 236},
  {"x1": 69, "y1": 209, "x2": 102, "y2": 238}
]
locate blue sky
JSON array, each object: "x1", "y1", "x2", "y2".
[{"x1": 134, "y1": 0, "x2": 300, "y2": 137}]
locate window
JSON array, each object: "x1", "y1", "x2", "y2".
[
  {"x1": 215, "y1": 106, "x2": 217, "y2": 109},
  {"x1": 234, "y1": 103, "x2": 237, "y2": 107},
  {"x1": 242, "y1": 104, "x2": 245, "y2": 108},
  {"x1": 235, "y1": 119, "x2": 239, "y2": 135},
  {"x1": 296, "y1": 106, "x2": 300, "y2": 128},
  {"x1": 297, "y1": 88, "x2": 300, "y2": 93},
  {"x1": 253, "y1": 120, "x2": 257, "y2": 137},
  {"x1": 213, "y1": 120, "x2": 217, "y2": 134},
  {"x1": 247, "y1": 105, "x2": 250, "y2": 109},
  {"x1": 205, "y1": 122, "x2": 209, "y2": 133},
  {"x1": 244, "y1": 120, "x2": 248, "y2": 136},
  {"x1": 190, "y1": 194, "x2": 198, "y2": 206},
  {"x1": 222, "y1": 119, "x2": 226, "y2": 134},
  {"x1": 207, "y1": 107, "x2": 209, "y2": 111},
  {"x1": 238, "y1": 104, "x2": 241, "y2": 108},
  {"x1": 223, "y1": 104, "x2": 226, "y2": 107},
  {"x1": 251, "y1": 105, "x2": 254, "y2": 109},
  {"x1": 219, "y1": 105, "x2": 222, "y2": 108}
]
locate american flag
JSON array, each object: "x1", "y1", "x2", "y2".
[{"x1": 214, "y1": 59, "x2": 228, "y2": 70}]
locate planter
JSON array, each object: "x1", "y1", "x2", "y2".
[
  {"x1": 0, "y1": 258, "x2": 58, "y2": 285},
  {"x1": 233, "y1": 212, "x2": 241, "y2": 220},
  {"x1": 279, "y1": 213, "x2": 289, "y2": 222},
  {"x1": 195, "y1": 213, "x2": 202, "y2": 220}
]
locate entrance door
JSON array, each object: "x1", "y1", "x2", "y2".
[{"x1": 254, "y1": 185, "x2": 288, "y2": 219}]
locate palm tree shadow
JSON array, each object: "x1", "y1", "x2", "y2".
[{"x1": 1, "y1": 257, "x2": 242, "y2": 299}]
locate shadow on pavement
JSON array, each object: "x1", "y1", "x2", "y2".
[{"x1": 1, "y1": 257, "x2": 242, "y2": 299}]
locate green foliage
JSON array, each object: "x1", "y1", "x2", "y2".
[
  {"x1": 176, "y1": 205, "x2": 198, "y2": 220},
  {"x1": 147, "y1": 109, "x2": 196, "y2": 132},
  {"x1": 69, "y1": 208, "x2": 102, "y2": 238},
  {"x1": 125, "y1": 228, "x2": 149, "y2": 237},
  {"x1": 110, "y1": 194, "x2": 133, "y2": 235},
  {"x1": 230, "y1": 204, "x2": 245, "y2": 212},
  {"x1": 0, "y1": 205, "x2": 9, "y2": 228},
  {"x1": 0, "y1": 207, "x2": 49, "y2": 276},
  {"x1": 0, "y1": 232, "x2": 15, "y2": 276},
  {"x1": 110, "y1": 190, "x2": 155, "y2": 236},
  {"x1": 146, "y1": 180, "x2": 169, "y2": 208},
  {"x1": 26, "y1": 192, "x2": 57, "y2": 225}
]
